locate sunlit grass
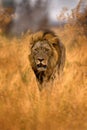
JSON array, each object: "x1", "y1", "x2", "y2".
[{"x1": 0, "y1": 24, "x2": 87, "y2": 130}]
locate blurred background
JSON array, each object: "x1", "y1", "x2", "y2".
[
  {"x1": 0, "y1": 0, "x2": 87, "y2": 35},
  {"x1": 0, "y1": 1, "x2": 87, "y2": 130}
]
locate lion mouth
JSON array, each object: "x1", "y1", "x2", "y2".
[{"x1": 37, "y1": 63, "x2": 47, "y2": 71}]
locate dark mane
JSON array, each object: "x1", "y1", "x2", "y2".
[{"x1": 43, "y1": 30, "x2": 57, "y2": 37}]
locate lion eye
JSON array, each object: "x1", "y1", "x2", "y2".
[
  {"x1": 34, "y1": 48, "x2": 38, "y2": 52},
  {"x1": 46, "y1": 48, "x2": 49, "y2": 51},
  {"x1": 32, "y1": 48, "x2": 37, "y2": 54},
  {"x1": 45, "y1": 48, "x2": 50, "y2": 53}
]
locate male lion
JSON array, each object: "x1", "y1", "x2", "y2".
[{"x1": 29, "y1": 30, "x2": 65, "y2": 89}]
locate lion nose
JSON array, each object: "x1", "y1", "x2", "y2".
[{"x1": 38, "y1": 58, "x2": 44, "y2": 62}]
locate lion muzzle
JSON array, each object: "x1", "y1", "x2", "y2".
[{"x1": 36, "y1": 58, "x2": 47, "y2": 71}]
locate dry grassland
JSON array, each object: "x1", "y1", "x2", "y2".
[{"x1": 0, "y1": 24, "x2": 87, "y2": 130}]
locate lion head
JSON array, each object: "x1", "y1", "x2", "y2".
[{"x1": 29, "y1": 30, "x2": 66, "y2": 88}]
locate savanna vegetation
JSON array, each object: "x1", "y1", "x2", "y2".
[{"x1": 0, "y1": 4, "x2": 87, "y2": 130}]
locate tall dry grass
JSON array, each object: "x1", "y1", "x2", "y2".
[{"x1": 0, "y1": 24, "x2": 87, "y2": 130}]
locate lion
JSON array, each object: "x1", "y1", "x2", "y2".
[{"x1": 29, "y1": 30, "x2": 66, "y2": 90}]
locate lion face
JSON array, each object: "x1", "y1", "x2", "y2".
[{"x1": 31, "y1": 40, "x2": 53, "y2": 72}]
